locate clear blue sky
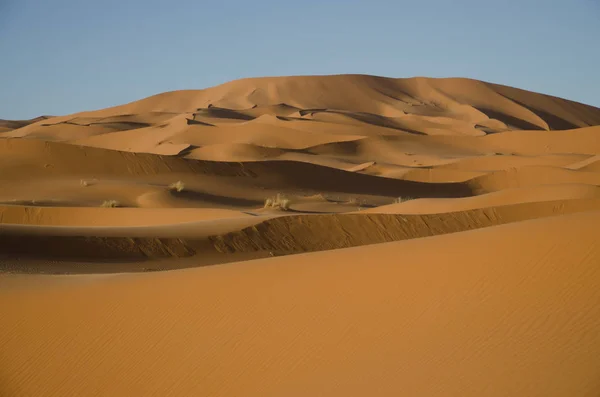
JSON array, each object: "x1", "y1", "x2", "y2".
[{"x1": 1, "y1": 0, "x2": 599, "y2": 119}]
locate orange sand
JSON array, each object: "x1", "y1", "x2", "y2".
[{"x1": 1, "y1": 74, "x2": 599, "y2": 396}]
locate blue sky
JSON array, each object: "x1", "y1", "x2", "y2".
[{"x1": 1, "y1": 0, "x2": 599, "y2": 119}]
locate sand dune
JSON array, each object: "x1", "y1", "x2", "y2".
[
  {"x1": 469, "y1": 166, "x2": 600, "y2": 193},
  {"x1": 365, "y1": 185, "x2": 600, "y2": 214},
  {"x1": 57, "y1": 75, "x2": 600, "y2": 127},
  {"x1": 2, "y1": 74, "x2": 600, "y2": 396},
  {"x1": 209, "y1": 198, "x2": 600, "y2": 256},
  {"x1": 8, "y1": 75, "x2": 600, "y2": 155},
  {"x1": 567, "y1": 154, "x2": 600, "y2": 171},
  {"x1": 0, "y1": 206, "x2": 249, "y2": 226},
  {"x1": 0, "y1": 116, "x2": 52, "y2": 132},
  {"x1": 1, "y1": 197, "x2": 598, "y2": 268},
  {"x1": 2, "y1": 211, "x2": 600, "y2": 396},
  {"x1": 436, "y1": 153, "x2": 588, "y2": 171}
]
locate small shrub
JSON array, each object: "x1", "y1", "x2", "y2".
[
  {"x1": 100, "y1": 200, "x2": 120, "y2": 208},
  {"x1": 168, "y1": 181, "x2": 185, "y2": 192},
  {"x1": 80, "y1": 178, "x2": 98, "y2": 187},
  {"x1": 264, "y1": 193, "x2": 291, "y2": 211},
  {"x1": 342, "y1": 196, "x2": 373, "y2": 210},
  {"x1": 347, "y1": 197, "x2": 369, "y2": 207},
  {"x1": 394, "y1": 196, "x2": 415, "y2": 204},
  {"x1": 279, "y1": 198, "x2": 290, "y2": 211},
  {"x1": 264, "y1": 198, "x2": 274, "y2": 208}
]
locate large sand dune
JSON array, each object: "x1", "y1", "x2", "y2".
[
  {"x1": 2, "y1": 212, "x2": 600, "y2": 396},
  {"x1": 1, "y1": 74, "x2": 600, "y2": 396}
]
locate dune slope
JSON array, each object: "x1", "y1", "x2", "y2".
[{"x1": 1, "y1": 211, "x2": 599, "y2": 396}]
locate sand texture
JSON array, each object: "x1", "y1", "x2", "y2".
[{"x1": 1, "y1": 74, "x2": 600, "y2": 396}]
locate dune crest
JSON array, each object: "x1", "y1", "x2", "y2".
[{"x1": 6, "y1": 75, "x2": 600, "y2": 155}]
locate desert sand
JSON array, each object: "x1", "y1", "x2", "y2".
[{"x1": 1, "y1": 74, "x2": 600, "y2": 396}]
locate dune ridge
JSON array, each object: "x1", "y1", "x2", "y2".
[{"x1": 1, "y1": 198, "x2": 599, "y2": 272}]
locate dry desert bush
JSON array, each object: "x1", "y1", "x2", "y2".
[
  {"x1": 168, "y1": 181, "x2": 185, "y2": 192},
  {"x1": 80, "y1": 178, "x2": 98, "y2": 187},
  {"x1": 264, "y1": 193, "x2": 291, "y2": 211},
  {"x1": 100, "y1": 200, "x2": 120, "y2": 208},
  {"x1": 394, "y1": 196, "x2": 415, "y2": 204}
]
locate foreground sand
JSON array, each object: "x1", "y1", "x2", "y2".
[
  {"x1": 1, "y1": 74, "x2": 600, "y2": 395},
  {"x1": 2, "y1": 212, "x2": 600, "y2": 396}
]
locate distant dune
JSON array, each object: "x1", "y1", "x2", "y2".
[
  {"x1": 1, "y1": 74, "x2": 600, "y2": 396},
  {"x1": 0, "y1": 115, "x2": 52, "y2": 133}
]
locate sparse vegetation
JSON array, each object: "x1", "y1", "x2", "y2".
[
  {"x1": 80, "y1": 178, "x2": 98, "y2": 187},
  {"x1": 264, "y1": 193, "x2": 291, "y2": 211},
  {"x1": 100, "y1": 200, "x2": 120, "y2": 208},
  {"x1": 394, "y1": 196, "x2": 415, "y2": 204},
  {"x1": 347, "y1": 197, "x2": 369, "y2": 207},
  {"x1": 168, "y1": 180, "x2": 185, "y2": 192}
]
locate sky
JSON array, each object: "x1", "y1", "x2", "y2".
[{"x1": 1, "y1": 0, "x2": 599, "y2": 119}]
